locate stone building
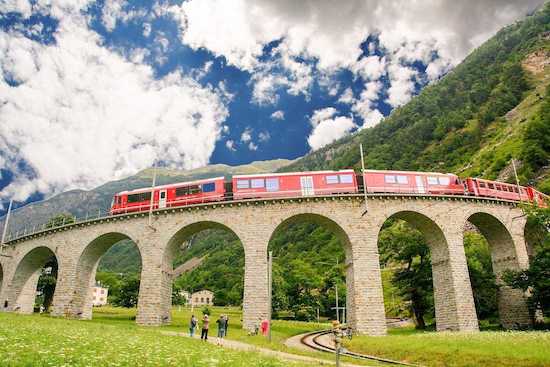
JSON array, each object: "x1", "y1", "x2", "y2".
[
  {"x1": 190, "y1": 290, "x2": 213, "y2": 307},
  {"x1": 92, "y1": 284, "x2": 108, "y2": 306}
]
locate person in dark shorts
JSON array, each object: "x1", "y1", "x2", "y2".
[{"x1": 216, "y1": 314, "x2": 226, "y2": 345}]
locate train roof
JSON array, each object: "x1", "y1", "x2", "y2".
[
  {"x1": 362, "y1": 169, "x2": 457, "y2": 176},
  {"x1": 115, "y1": 176, "x2": 225, "y2": 195},
  {"x1": 233, "y1": 169, "x2": 355, "y2": 179}
]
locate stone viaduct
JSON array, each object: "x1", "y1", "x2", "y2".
[{"x1": 0, "y1": 194, "x2": 535, "y2": 335}]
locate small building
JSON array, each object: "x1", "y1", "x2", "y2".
[
  {"x1": 190, "y1": 290, "x2": 213, "y2": 307},
  {"x1": 92, "y1": 284, "x2": 108, "y2": 306}
]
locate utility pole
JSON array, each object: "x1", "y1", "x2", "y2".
[
  {"x1": 1, "y1": 199, "x2": 13, "y2": 256},
  {"x1": 267, "y1": 250, "x2": 273, "y2": 342},
  {"x1": 511, "y1": 159, "x2": 523, "y2": 203},
  {"x1": 360, "y1": 143, "x2": 368, "y2": 214},
  {"x1": 335, "y1": 257, "x2": 339, "y2": 323},
  {"x1": 148, "y1": 164, "x2": 157, "y2": 227}
]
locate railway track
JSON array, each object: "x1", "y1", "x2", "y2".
[{"x1": 300, "y1": 330, "x2": 418, "y2": 366}]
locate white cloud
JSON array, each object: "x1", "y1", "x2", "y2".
[
  {"x1": 143, "y1": 23, "x2": 152, "y2": 38},
  {"x1": 101, "y1": 0, "x2": 148, "y2": 32},
  {"x1": 351, "y1": 56, "x2": 387, "y2": 81},
  {"x1": 270, "y1": 110, "x2": 285, "y2": 120},
  {"x1": 225, "y1": 140, "x2": 236, "y2": 151},
  {"x1": 308, "y1": 114, "x2": 356, "y2": 151},
  {"x1": 170, "y1": 0, "x2": 542, "y2": 72},
  {"x1": 258, "y1": 131, "x2": 270, "y2": 142},
  {"x1": 0, "y1": 0, "x2": 32, "y2": 18},
  {"x1": 307, "y1": 107, "x2": 356, "y2": 150},
  {"x1": 0, "y1": 5, "x2": 229, "y2": 202},
  {"x1": 351, "y1": 81, "x2": 384, "y2": 127},
  {"x1": 385, "y1": 63, "x2": 417, "y2": 107},
  {"x1": 240, "y1": 128, "x2": 252, "y2": 142},
  {"x1": 310, "y1": 107, "x2": 337, "y2": 126},
  {"x1": 248, "y1": 142, "x2": 258, "y2": 151},
  {"x1": 338, "y1": 88, "x2": 354, "y2": 105}
]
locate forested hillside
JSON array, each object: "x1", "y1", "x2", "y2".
[{"x1": 281, "y1": 5, "x2": 550, "y2": 192}]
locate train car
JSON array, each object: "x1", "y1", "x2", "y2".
[
  {"x1": 232, "y1": 170, "x2": 358, "y2": 200},
  {"x1": 110, "y1": 177, "x2": 225, "y2": 214},
  {"x1": 465, "y1": 178, "x2": 529, "y2": 202},
  {"x1": 362, "y1": 169, "x2": 464, "y2": 195},
  {"x1": 527, "y1": 187, "x2": 549, "y2": 207}
]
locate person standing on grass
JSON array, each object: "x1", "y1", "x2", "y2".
[
  {"x1": 189, "y1": 315, "x2": 197, "y2": 337},
  {"x1": 223, "y1": 315, "x2": 229, "y2": 337},
  {"x1": 216, "y1": 315, "x2": 226, "y2": 345},
  {"x1": 201, "y1": 314, "x2": 209, "y2": 341}
]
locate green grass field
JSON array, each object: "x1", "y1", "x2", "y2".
[
  {"x1": 344, "y1": 327, "x2": 550, "y2": 367},
  {"x1": 0, "y1": 311, "x2": 316, "y2": 367},
  {"x1": 1, "y1": 307, "x2": 548, "y2": 367}
]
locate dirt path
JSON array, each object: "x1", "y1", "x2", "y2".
[{"x1": 161, "y1": 330, "x2": 372, "y2": 366}]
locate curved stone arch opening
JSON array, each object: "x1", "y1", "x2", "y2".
[
  {"x1": 9, "y1": 246, "x2": 58, "y2": 314},
  {"x1": 378, "y1": 210, "x2": 479, "y2": 332},
  {"x1": 466, "y1": 212, "x2": 530, "y2": 328},
  {"x1": 267, "y1": 213, "x2": 354, "y2": 328},
  {"x1": 162, "y1": 221, "x2": 244, "y2": 325},
  {"x1": 72, "y1": 232, "x2": 143, "y2": 320}
]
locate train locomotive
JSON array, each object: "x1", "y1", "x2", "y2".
[{"x1": 110, "y1": 169, "x2": 548, "y2": 214}]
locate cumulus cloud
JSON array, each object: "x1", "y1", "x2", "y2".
[
  {"x1": 385, "y1": 63, "x2": 418, "y2": 107},
  {"x1": 0, "y1": 3, "x2": 229, "y2": 201},
  {"x1": 248, "y1": 142, "x2": 258, "y2": 151},
  {"x1": 170, "y1": 0, "x2": 542, "y2": 70},
  {"x1": 338, "y1": 88, "x2": 354, "y2": 105},
  {"x1": 270, "y1": 110, "x2": 285, "y2": 120},
  {"x1": 225, "y1": 140, "x2": 236, "y2": 151},
  {"x1": 240, "y1": 128, "x2": 252, "y2": 142},
  {"x1": 308, "y1": 108, "x2": 356, "y2": 150},
  {"x1": 258, "y1": 131, "x2": 270, "y2": 142}
]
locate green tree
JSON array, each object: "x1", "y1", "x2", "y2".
[
  {"x1": 36, "y1": 257, "x2": 58, "y2": 311},
  {"x1": 379, "y1": 221, "x2": 433, "y2": 329},
  {"x1": 112, "y1": 275, "x2": 140, "y2": 308}
]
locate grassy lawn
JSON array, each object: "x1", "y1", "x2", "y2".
[
  {"x1": 0, "y1": 311, "x2": 316, "y2": 367},
  {"x1": 344, "y1": 327, "x2": 550, "y2": 367},
  {"x1": 93, "y1": 306, "x2": 379, "y2": 366}
]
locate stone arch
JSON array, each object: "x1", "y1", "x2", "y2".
[
  {"x1": 267, "y1": 213, "x2": 354, "y2": 327},
  {"x1": 162, "y1": 221, "x2": 244, "y2": 325},
  {"x1": 72, "y1": 232, "x2": 142, "y2": 319},
  {"x1": 9, "y1": 246, "x2": 58, "y2": 314},
  {"x1": 380, "y1": 210, "x2": 479, "y2": 331},
  {"x1": 467, "y1": 212, "x2": 530, "y2": 328}
]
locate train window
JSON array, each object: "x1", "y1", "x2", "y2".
[
  {"x1": 188, "y1": 185, "x2": 201, "y2": 194},
  {"x1": 396, "y1": 175, "x2": 408, "y2": 184},
  {"x1": 479, "y1": 182, "x2": 486, "y2": 188},
  {"x1": 385, "y1": 175, "x2": 396, "y2": 184},
  {"x1": 266, "y1": 178, "x2": 279, "y2": 192},
  {"x1": 339, "y1": 174, "x2": 354, "y2": 184},
  {"x1": 202, "y1": 182, "x2": 216, "y2": 193},
  {"x1": 175, "y1": 187, "x2": 188, "y2": 196},
  {"x1": 160, "y1": 191, "x2": 166, "y2": 199},
  {"x1": 127, "y1": 192, "x2": 151, "y2": 203},
  {"x1": 427, "y1": 177, "x2": 439, "y2": 185},
  {"x1": 251, "y1": 178, "x2": 265, "y2": 188},
  {"x1": 236, "y1": 179, "x2": 250, "y2": 189},
  {"x1": 438, "y1": 177, "x2": 450, "y2": 185},
  {"x1": 326, "y1": 175, "x2": 339, "y2": 184},
  {"x1": 488, "y1": 183, "x2": 495, "y2": 189}
]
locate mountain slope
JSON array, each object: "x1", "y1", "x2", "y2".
[{"x1": 280, "y1": 5, "x2": 550, "y2": 191}]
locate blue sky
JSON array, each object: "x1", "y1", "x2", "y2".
[{"x1": 0, "y1": 0, "x2": 544, "y2": 214}]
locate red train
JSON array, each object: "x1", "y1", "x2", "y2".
[{"x1": 110, "y1": 169, "x2": 548, "y2": 214}]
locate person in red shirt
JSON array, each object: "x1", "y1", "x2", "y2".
[{"x1": 261, "y1": 318, "x2": 269, "y2": 336}]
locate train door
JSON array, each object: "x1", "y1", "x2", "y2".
[
  {"x1": 415, "y1": 176, "x2": 426, "y2": 194},
  {"x1": 300, "y1": 176, "x2": 314, "y2": 196},
  {"x1": 159, "y1": 189, "x2": 167, "y2": 208}
]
